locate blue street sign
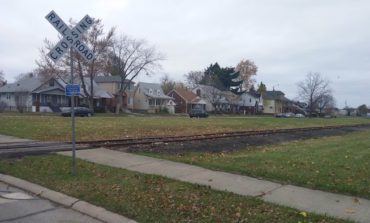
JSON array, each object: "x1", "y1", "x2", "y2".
[{"x1": 65, "y1": 84, "x2": 80, "y2": 96}]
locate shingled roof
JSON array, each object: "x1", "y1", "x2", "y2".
[
  {"x1": 0, "y1": 76, "x2": 42, "y2": 93},
  {"x1": 172, "y1": 88, "x2": 198, "y2": 102}
]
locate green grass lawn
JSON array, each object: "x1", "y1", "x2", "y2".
[
  {"x1": 0, "y1": 155, "x2": 350, "y2": 223},
  {"x1": 139, "y1": 130, "x2": 370, "y2": 200},
  {"x1": 0, "y1": 112, "x2": 369, "y2": 141}
]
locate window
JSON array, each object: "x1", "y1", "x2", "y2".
[
  {"x1": 149, "y1": 99, "x2": 154, "y2": 106},
  {"x1": 249, "y1": 98, "x2": 252, "y2": 103},
  {"x1": 149, "y1": 88, "x2": 153, "y2": 94},
  {"x1": 49, "y1": 79, "x2": 54, "y2": 87},
  {"x1": 196, "y1": 89, "x2": 201, "y2": 96},
  {"x1": 157, "y1": 89, "x2": 161, "y2": 96}
]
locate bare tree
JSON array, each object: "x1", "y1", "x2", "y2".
[
  {"x1": 235, "y1": 59, "x2": 258, "y2": 90},
  {"x1": 317, "y1": 94, "x2": 335, "y2": 115},
  {"x1": 15, "y1": 72, "x2": 35, "y2": 81},
  {"x1": 76, "y1": 19, "x2": 115, "y2": 109},
  {"x1": 297, "y1": 72, "x2": 332, "y2": 116},
  {"x1": 161, "y1": 74, "x2": 187, "y2": 94},
  {"x1": 109, "y1": 34, "x2": 164, "y2": 113},
  {"x1": 35, "y1": 39, "x2": 69, "y2": 82},
  {"x1": 0, "y1": 70, "x2": 6, "y2": 87},
  {"x1": 161, "y1": 74, "x2": 176, "y2": 94},
  {"x1": 184, "y1": 70, "x2": 204, "y2": 87}
]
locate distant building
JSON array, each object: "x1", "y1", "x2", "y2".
[
  {"x1": 95, "y1": 76, "x2": 135, "y2": 111},
  {"x1": 0, "y1": 75, "x2": 42, "y2": 112},
  {"x1": 132, "y1": 82, "x2": 174, "y2": 113},
  {"x1": 0, "y1": 76, "x2": 113, "y2": 113},
  {"x1": 262, "y1": 90, "x2": 289, "y2": 114},
  {"x1": 238, "y1": 90, "x2": 263, "y2": 114},
  {"x1": 167, "y1": 88, "x2": 206, "y2": 113}
]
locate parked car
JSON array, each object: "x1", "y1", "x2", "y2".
[
  {"x1": 323, "y1": 114, "x2": 336, "y2": 118},
  {"x1": 295, "y1": 113, "x2": 305, "y2": 118},
  {"x1": 275, "y1": 113, "x2": 284, "y2": 118},
  {"x1": 282, "y1": 112, "x2": 295, "y2": 118},
  {"x1": 189, "y1": 108, "x2": 208, "y2": 118},
  {"x1": 61, "y1": 107, "x2": 94, "y2": 117}
]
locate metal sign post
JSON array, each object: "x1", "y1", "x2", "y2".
[
  {"x1": 70, "y1": 48, "x2": 76, "y2": 176},
  {"x1": 45, "y1": 10, "x2": 95, "y2": 176}
]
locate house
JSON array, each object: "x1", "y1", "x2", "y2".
[
  {"x1": 132, "y1": 82, "x2": 174, "y2": 113},
  {"x1": 192, "y1": 85, "x2": 222, "y2": 112},
  {"x1": 31, "y1": 77, "x2": 70, "y2": 112},
  {"x1": 0, "y1": 75, "x2": 113, "y2": 113},
  {"x1": 167, "y1": 88, "x2": 206, "y2": 113},
  {"x1": 262, "y1": 90, "x2": 289, "y2": 114},
  {"x1": 218, "y1": 91, "x2": 239, "y2": 113},
  {"x1": 193, "y1": 84, "x2": 244, "y2": 114},
  {"x1": 95, "y1": 76, "x2": 135, "y2": 111},
  {"x1": 238, "y1": 90, "x2": 263, "y2": 114},
  {"x1": 0, "y1": 75, "x2": 42, "y2": 112}
]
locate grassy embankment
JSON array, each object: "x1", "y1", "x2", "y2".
[{"x1": 0, "y1": 155, "x2": 350, "y2": 223}]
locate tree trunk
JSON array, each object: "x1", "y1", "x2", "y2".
[
  {"x1": 89, "y1": 76, "x2": 94, "y2": 110},
  {"x1": 115, "y1": 93, "x2": 123, "y2": 114}
]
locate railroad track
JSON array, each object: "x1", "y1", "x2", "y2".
[
  {"x1": 0, "y1": 141, "x2": 90, "y2": 158},
  {"x1": 80, "y1": 123, "x2": 370, "y2": 148}
]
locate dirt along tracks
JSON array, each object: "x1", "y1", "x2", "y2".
[{"x1": 83, "y1": 124, "x2": 370, "y2": 154}]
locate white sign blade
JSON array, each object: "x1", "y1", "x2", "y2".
[
  {"x1": 48, "y1": 38, "x2": 95, "y2": 62},
  {"x1": 45, "y1": 10, "x2": 70, "y2": 37},
  {"x1": 45, "y1": 10, "x2": 95, "y2": 62}
]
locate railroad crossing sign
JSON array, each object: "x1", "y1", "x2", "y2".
[{"x1": 45, "y1": 10, "x2": 95, "y2": 62}]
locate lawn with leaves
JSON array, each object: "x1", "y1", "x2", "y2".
[
  {"x1": 0, "y1": 155, "x2": 349, "y2": 223},
  {"x1": 140, "y1": 130, "x2": 370, "y2": 199},
  {"x1": 0, "y1": 113, "x2": 369, "y2": 141}
]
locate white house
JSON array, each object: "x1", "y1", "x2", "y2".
[
  {"x1": 133, "y1": 82, "x2": 174, "y2": 113},
  {"x1": 238, "y1": 90, "x2": 263, "y2": 114},
  {"x1": 0, "y1": 75, "x2": 42, "y2": 112},
  {"x1": 192, "y1": 84, "x2": 222, "y2": 112}
]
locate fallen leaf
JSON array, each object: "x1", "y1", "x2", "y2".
[{"x1": 345, "y1": 208, "x2": 356, "y2": 214}]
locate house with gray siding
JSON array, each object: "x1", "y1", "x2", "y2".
[{"x1": 133, "y1": 82, "x2": 173, "y2": 113}]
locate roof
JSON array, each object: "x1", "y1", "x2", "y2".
[
  {"x1": 0, "y1": 76, "x2": 42, "y2": 93},
  {"x1": 248, "y1": 89, "x2": 261, "y2": 98},
  {"x1": 263, "y1": 90, "x2": 288, "y2": 101},
  {"x1": 172, "y1": 88, "x2": 198, "y2": 102},
  {"x1": 79, "y1": 77, "x2": 113, "y2": 99},
  {"x1": 138, "y1": 82, "x2": 173, "y2": 100},
  {"x1": 94, "y1": 76, "x2": 132, "y2": 83},
  {"x1": 193, "y1": 84, "x2": 222, "y2": 94}
]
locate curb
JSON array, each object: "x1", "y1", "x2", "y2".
[{"x1": 0, "y1": 173, "x2": 136, "y2": 223}]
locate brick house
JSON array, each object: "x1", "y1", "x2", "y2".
[{"x1": 167, "y1": 88, "x2": 206, "y2": 113}]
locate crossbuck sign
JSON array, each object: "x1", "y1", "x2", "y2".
[{"x1": 45, "y1": 10, "x2": 95, "y2": 62}]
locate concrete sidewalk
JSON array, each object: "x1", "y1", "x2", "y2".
[
  {"x1": 59, "y1": 148, "x2": 370, "y2": 223},
  {"x1": 0, "y1": 174, "x2": 136, "y2": 223}
]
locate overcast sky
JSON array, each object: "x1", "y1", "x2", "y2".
[{"x1": 1, "y1": 0, "x2": 369, "y2": 108}]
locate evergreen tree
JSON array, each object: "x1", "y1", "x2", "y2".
[
  {"x1": 257, "y1": 82, "x2": 267, "y2": 94},
  {"x1": 200, "y1": 63, "x2": 244, "y2": 94}
]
